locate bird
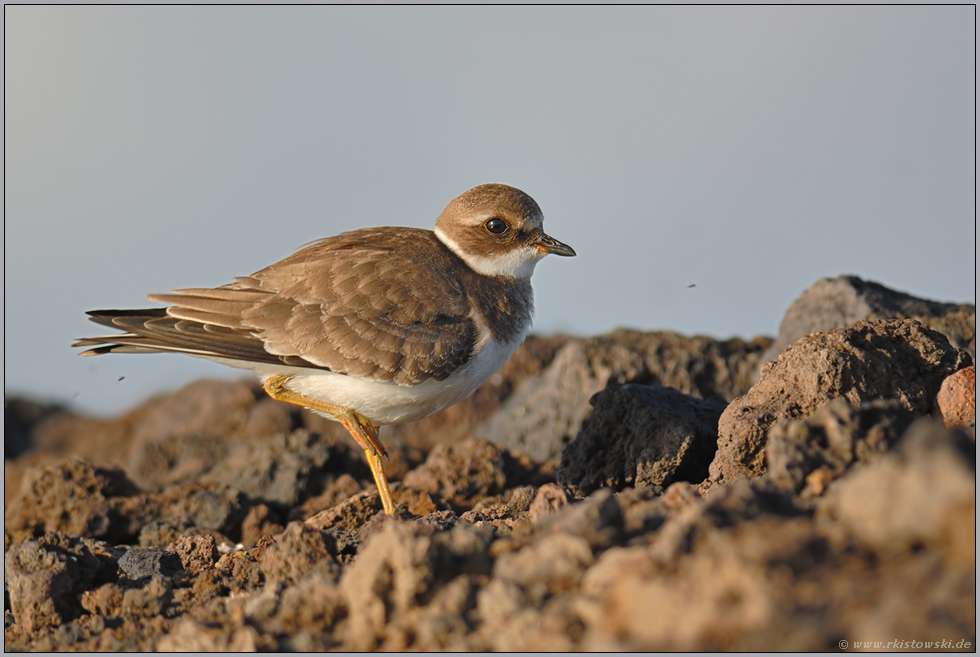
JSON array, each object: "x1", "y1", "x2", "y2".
[{"x1": 73, "y1": 183, "x2": 576, "y2": 516}]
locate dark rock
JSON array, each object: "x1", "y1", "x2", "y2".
[
  {"x1": 762, "y1": 275, "x2": 976, "y2": 364},
  {"x1": 766, "y1": 398, "x2": 916, "y2": 495},
  {"x1": 477, "y1": 330, "x2": 772, "y2": 462},
  {"x1": 118, "y1": 546, "x2": 183, "y2": 581},
  {"x1": 558, "y1": 384, "x2": 726, "y2": 496},
  {"x1": 710, "y1": 319, "x2": 971, "y2": 484},
  {"x1": 4, "y1": 398, "x2": 65, "y2": 459}
]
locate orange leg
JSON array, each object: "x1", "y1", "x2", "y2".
[{"x1": 263, "y1": 374, "x2": 395, "y2": 516}]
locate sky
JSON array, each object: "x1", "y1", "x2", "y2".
[{"x1": 4, "y1": 6, "x2": 976, "y2": 418}]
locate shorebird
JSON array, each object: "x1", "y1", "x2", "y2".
[{"x1": 73, "y1": 183, "x2": 575, "y2": 515}]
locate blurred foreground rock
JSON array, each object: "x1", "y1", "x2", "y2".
[{"x1": 4, "y1": 278, "x2": 975, "y2": 651}]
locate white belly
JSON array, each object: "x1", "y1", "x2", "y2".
[{"x1": 205, "y1": 329, "x2": 526, "y2": 426}]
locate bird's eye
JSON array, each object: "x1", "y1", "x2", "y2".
[{"x1": 484, "y1": 217, "x2": 508, "y2": 234}]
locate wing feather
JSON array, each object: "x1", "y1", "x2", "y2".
[{"x1": 75, "y1": 228, "x2": 478, "y2": 384}]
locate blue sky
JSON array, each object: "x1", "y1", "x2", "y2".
[{"x1": 5, "y1": 6, "x2": 975, "y2": 417}]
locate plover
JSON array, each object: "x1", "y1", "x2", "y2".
[{"x1": 73, "y1": 183, "x2": 575, "y2": 515}]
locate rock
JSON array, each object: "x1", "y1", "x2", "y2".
[
  {"x1": 166, "y1": 534, "x2": 219, "y2": 574},
  {"x1": 762, "y1": 275, "x2": 976, "y2": 365},
  {"x1": 4, "y1": 397, "x2": 65, "y2": 459},
  {"x1": 200, "y1": 429, "x2": 350, "y2": 507},
  {"x1": 401, "y1": 438, "x2": 509, "y2": 509},
  {"x1": 250, "y1": 575, "x2": 347, "y2": 649},
  {"x1": 535, "y1": 488, "x2": 625, "y2": 552},
  {"x1": 115, "y1": 482, "x2": 248, "y2": 541},
  {"x1": 4, "y1": 460, "x2": 140, "y2": 544},
  {"x1": 494, "y1": 532, "x2": 595, "y2": 601},
  {"x1": 936, "y1": 366, "x2": 976, "y2": 433},
  {"x1": 2, "y1": 473, "x2": 250, "y2": 548},
  {"x1": 477, "y1": 330, "x2": 772, "y2": 462},
  {"x1": 120, "y1": 574, "x2": 173, "y2": 619},
  {"x1": 766, "y1": 398, "x2": 916, "y2": 495},
  {"x1": 80, "y1": 582, "x2": 125, "y2": 617},
  {"x1": 118, "y1": 546, "x2": 183, "y2": 581},
  {"x1": 258, "y1": 522, "x2": 338, "y2": 585},
  {"x1": 240, "y1": 504, "x2": 286, "y2": 546},
  {"x1": 557, "y1": 384, "x2": 726, "y2": 496},
  {"x1": 339, "y1": 521, "x2": 493, "y2": 650},
  {"x1": 4, "y1": 533, "x2": 119, "y2": 635},
  {"x1": 304, "y1": 490, "x2": 385, "y2": 534},
  {"x1": 2, "y1": 288, "x2": 975, "y2": 651},
  {"x1": 817, "y1": 417, "x2": 975, "y2": 555},
  {"x1": 594, "y1": 530, "x2": 775, "y2": 650},
  {"x1": 710, "y1": 319, "x2": 971, "y2": 484},
  {"x1": 127, "y1": 379, "x2": 287, "y2": 451},
  {"x1": 526, "y1": 483, "x2": 572, "y2": 524},
  {"x1": 157, "y1": 618, "x2": 265, "y2": 652}
]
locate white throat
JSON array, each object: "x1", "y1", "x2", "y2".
[{"x1": 435, "y1": 227, "x2": 545, "y2": 279}]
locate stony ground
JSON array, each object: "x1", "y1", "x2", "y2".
[{"x1": 4, "y1": 275, "x2": 976, "y2": 651}]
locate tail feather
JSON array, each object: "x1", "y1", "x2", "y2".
[{"x1": 73, "y1": 308, "x2": 322, "y2": 369}]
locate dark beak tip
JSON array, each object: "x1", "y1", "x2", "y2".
[{"x1": 539, "y1": 234, "x2": 576, "y2": 257}]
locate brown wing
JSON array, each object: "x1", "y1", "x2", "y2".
[
  {"x1": 82, "y1": 228, "x2": 478, "y2": 385},
  {"x1": 73, "y1": 308, "x2": 316, "y2": 367}
]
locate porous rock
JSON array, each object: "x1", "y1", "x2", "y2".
[
  {"x1": 766, "y1": 398, "x2": 916, "y2": 495},
  {"x1": 258, "y1": 521, "x2": 338, "y2": 585},
  {"x1": 118, "y1": 546, "x2": 183, "y2": 581},
  {"x1": 4, "y1": 460, "x2": 140, "y2": 544},
  {"x1": 5, "y1": 532, "x2": 119, "y2": 635},
  {"x1": 557, "y1": 383, "x2": 726, "y2": 496},
  {"x1": 710, "y1": 319, "x2": 971, "y2": 484},
  {"x1": 936, "y1": 366, "x2": 976, "y2": 433},
  {"x1": 762, "y1": 275, "x2": 976, "y2": 365},
  {"x1": 166, "y1": 534, "x2": 219, "y2": 574},
  {"x1": 401, "y1": 438, "x2": 509, "y2": 509}
]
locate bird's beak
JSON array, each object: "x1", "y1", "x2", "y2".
[{"x1": 535, "y1": 233, "x2": 576, "y2": 257}]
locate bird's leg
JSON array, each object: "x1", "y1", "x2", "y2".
[{"x1": 263, "y1": 374, "x2": 396, "y2": 516}]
